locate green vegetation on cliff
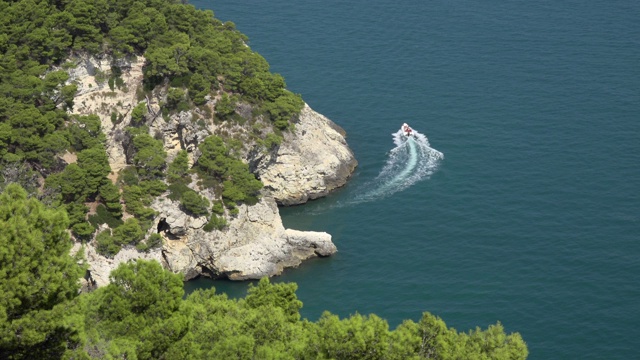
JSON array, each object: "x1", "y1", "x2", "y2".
[
  {"x1": 0, "y1": 185, "x2": 528, "y2": 358},
  {"x1": 0, "y1": 184, "x2": 84, "y2": 358},
  {"x1": 1, "y1": 0, "x2": 292, "y2": 259},
  {"x1": 195, "y1": 135, "x2": 263, "y2": 206},
  {"x1": 0, "y1": 0, "x2": 528, "y2": 357}
]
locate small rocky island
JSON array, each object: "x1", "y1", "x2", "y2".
[{"x1": 66, "y1": 55, "x2": 357, "y2": 287}]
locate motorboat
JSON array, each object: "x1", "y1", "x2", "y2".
[{"x1": 401, "y1": 123, "x2": 414, "y2": 138}]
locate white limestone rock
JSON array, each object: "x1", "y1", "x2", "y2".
[
  {"x1": 64, "y1": 55, "x2": 353, "y2": 286},
  {"x1": 254, "y1": 104, "x2": 358, "y2": 205},
  {"x1": 154, "y1": 195, "x2": 337, "y2": 281},
  {"x1": 75, "y1": 236, "x2": 164, "y2": 288},
  {"x1": 67, "y1": 54, "x2": 145, "y2": 174}
]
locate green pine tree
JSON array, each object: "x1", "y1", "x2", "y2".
[{"x1": 0, "y1": 184, "x2": 84, "y2": 358}]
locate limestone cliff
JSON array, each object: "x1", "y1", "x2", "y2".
[
  {"x1": 154, "y1": 196, "x2": 335, "y2": 281},
  {"x1": 67, "y1": 54, "x2": 144, "y2": 175},
  {"x1": 72, "y1": 234, "x2": 164, "y2": 288},
  {"x1": 65, "y1": 54, "x2": 355, "y2": 284},
  {"x1": 252, "y1": 104, "x2": 358, "y2": 205}
]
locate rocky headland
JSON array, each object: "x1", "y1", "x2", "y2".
[
  {"x1": 66, "y1": 54, "x2": 357, "y2": 287},
  {"x1": 253, "y1": 104, "x2": 358, "y2": 205}
]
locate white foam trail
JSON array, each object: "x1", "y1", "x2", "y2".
[
  {"x1": 351, "y1": 128, "x2": 443, "y2": 204},
  {"x1": 293, "y1": 127, "x2": 443, "y2": 214}
]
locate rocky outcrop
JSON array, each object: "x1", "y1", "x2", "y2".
[
  {"x1": 64, "y1": 54, "x2": 355, "y2": 285},
  {"x1": 72, "y1": 230, "x2": 164, "y2": 288},
  {"x1": 68, "y1": 54, "x2": 145, "y2": 175},
  {"x1": 154, "y1": 195, "x2": 335, "y2": 280},
  {"x1": 253, "y1": 104, "x2": 358, "y2": 205}
]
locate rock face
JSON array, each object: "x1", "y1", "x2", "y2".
[
  {"x1": 72, "y1": 232, "x2": 164, "y2": 288},
  {"x1": 65, "y1": 54, "x2": 355, "y2": 284},
  {"x1": 68, "y1": 54, "x2": 145, "y2": 175},
  {"x1": 254, "y1": 104, "x2": 358, "y2": 205},
  {"x1": 154, "y1": 196, "x2": 336, "y2": 280}
]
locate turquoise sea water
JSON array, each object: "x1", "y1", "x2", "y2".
[{"x1": 185, "y1": 1, "x2": 640, "y2": 358}]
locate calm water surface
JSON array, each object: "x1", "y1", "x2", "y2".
[{"x1": 185, "y1": 1, "x2": 640, "y2": 358}]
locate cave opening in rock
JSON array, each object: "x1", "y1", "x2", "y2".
[{"x1": 157, "y1": 217, "x2": 170, "y2": 233}]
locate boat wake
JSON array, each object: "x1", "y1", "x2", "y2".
[
  {"x1": 289, "y1": 126, "x2": 443, "y2": 214},
  {"x1": 350, "y1": 128, "x2": 444, "y2": 204}
]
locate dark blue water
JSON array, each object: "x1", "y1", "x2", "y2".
[{"x1": 186, "y1": 1, "x2": 640, "y2": 358}]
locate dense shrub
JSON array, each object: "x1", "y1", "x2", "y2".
[
  {"x1": 211, "y1": 200, "x2": 225, "y2": 215},
  {"x1": 71, "y1": 222, "x2": 95, "y2": 242},
  {"x1": 221, "y1": 161, "x2": 262, "y2": 205},
  {"x1": 118, "y1": 166, "x2": 140, "y2": 186},
  {"x1": 140, "y1": 180, "x2": 168, "y2": 197},
  {"x1": 180, "y1": 190, "x2": 210, "y2": 217},
  {"x1": 122, "y1": 185, "x2": 157, "y2": 221},
  {"x1": 95, "y1": 219, "x2": 146, "y2": 257},
  {"x1": 76, "y1": 146, "x2": 111, "y2": 195},
  {"x1": 132, "y1": 134, "x2": 167, "y2": 180},
  {"x1": 147, "y1": 233, "x2": 163, "y2": 249},
  {"x1": 45, "y1": 164, "x2": 90, "y2": 203},
  {"x1": 168, "y1": 182, "x2": 191, "y2": 201},
  {"x1": 112, "y1": 218, "x2": 144, "y2": 246},
  {"x1": 167, "y1": 150, "x2": 190, "y2": 184},
  {"x1": 88, "y1": 204, "x2": 124, "y2": 229},
  {"x1": 262, "y1": 132, "x2": 283, "y2": 150},
  {"x1": 188, "y1": 73, "x2": 210, "y2": 105},
  {"x1": 262, "y1": 91, "x2": 304, "y2": 130},
  {"x1": 130, "y1": 102, "x2": 148, "y2": 125},
  {"x1": 226, "y1": 201, "x2": 239, "y2": 216},
  {"x1": 166, "y1": 88, "x2": 186, "y2": 110},
  {"x1": 99, "y1": 182, "x2": 123, "y2": 218},
  {"x1": 95, "y1": 229, "x2": 120, "y2": 258},
  {"x1": 196, "y1": 136, "x2": 263, "y2": 207},
  {"x1": 65, "y1": 202, "x2": 89, "y2": 227},
  {"x1": 67, "y1": 115, "x2": 105, "y2": 151},
  {"x1": 215, "y1": 93, "x2": 236, "y2": 120},
  {"x1": 203, "y1": 214, "x2": 226, "y2": 232}
]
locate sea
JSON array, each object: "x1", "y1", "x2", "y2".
[{"x1": 185, "y1": 1, "x2": 640, "y2": 358}]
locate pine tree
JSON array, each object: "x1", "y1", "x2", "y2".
[{"x1": 0, "y1": 184, "x2": 84, "y2": 358}]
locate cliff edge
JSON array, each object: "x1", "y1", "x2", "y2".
[
  {"x1": 66, "y1": 55, "x2": 355, "y2": 285},
  {"x1": 155, "y1": 195, "x2": 336, "y2": 282},
  {"x1": 254, "y1": 104, "x2": 358, "y2": 205}
]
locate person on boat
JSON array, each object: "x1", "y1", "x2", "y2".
[{"x1": 402, "y1": 123, "x2": 413, "y2": 137}]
